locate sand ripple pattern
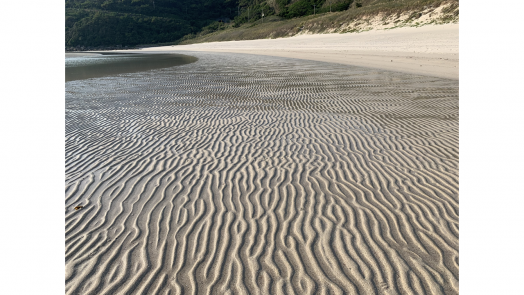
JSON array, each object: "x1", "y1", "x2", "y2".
[{"x1": 65, "y1": 52, "x2": 458, "y2": 295}]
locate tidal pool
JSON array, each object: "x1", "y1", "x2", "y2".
[{"x1": 65, "y1": 52, "x2": 198, "y2": 82}]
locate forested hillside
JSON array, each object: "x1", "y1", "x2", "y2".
[{"x1": 65, "y1": 0, "x2": 354, "y2": 48}]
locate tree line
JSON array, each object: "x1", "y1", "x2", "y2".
[{"x1": 66, "y1": 0, "x2": 354, "y2": 47}]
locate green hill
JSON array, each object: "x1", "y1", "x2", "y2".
[{"x1": 65, "y1": 0, "x2": 458, "y2": 49}]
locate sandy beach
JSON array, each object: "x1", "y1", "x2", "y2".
[
  {"x1": 140, "y1": 23, "x2": 459, "y2": 80},
  {"x1": 66, "y1": 46, "x2": 458, "y2": 294}
]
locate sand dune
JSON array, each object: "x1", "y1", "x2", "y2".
[{"x1": 65, "y1": 52, "x2": 458, "y2": 294}]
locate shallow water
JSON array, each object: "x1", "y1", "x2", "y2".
[
  {"x1": 66, "y1": 52, "x2": 458, "y2": 294},
  {"x1": 65, "y1": 52, "x2": 198, "y2": 82}
]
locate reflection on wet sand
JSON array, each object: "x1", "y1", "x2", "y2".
[{"x1": 65, "y1": 52, "x2": 198, "y2": 82}]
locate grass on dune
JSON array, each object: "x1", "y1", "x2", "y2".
[{"x1": 174, "y1": 0, "x2": 458, "y2": 46}]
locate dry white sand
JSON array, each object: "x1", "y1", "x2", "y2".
[
  {"x1": 66, "y1": 51, "x2": 458, "y2": 294},
  {"x1": 140, "y1": 23, "x2": 459, "y2": 80}
]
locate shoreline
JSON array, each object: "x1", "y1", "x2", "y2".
[{"x1": 132, "y1": 23, "x2": 458, "y2": 80}]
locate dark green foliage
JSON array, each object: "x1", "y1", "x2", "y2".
[
  {"x1": 276, "y1": 0, "x2": 289, "y2": 12},
  {"x1": 285, "y1": 0, "x2": 314, "y2": 18},
  {"x1": 65, "y1": 0, "x2": 240, "y2": 47},
  {"x1": 64, "y1": 0, "x2": 355, "y2": 47},
  {"x1": 318, "y1": 0, "x2": 353, "y2": 14},
  {"x1": 277, "y1": 0, "x2": 352, "y2": 19},
  {"x1": 66, "y1": 9, "x2": 191, "y2": 46},
  {"x1": 233, "y1": 1, "x2": 275, "y2": 26}
]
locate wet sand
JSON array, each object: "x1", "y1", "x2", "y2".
[
  {"x1": 66, "y1": 52, "x2": 197, "y2": 82},
  {"x1": 66, "y1": 52, "x2": 458, "y2": 294}
]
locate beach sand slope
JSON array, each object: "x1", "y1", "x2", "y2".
[{"x1": 140, "y1": 24, "x2": 459, "y2": 80}]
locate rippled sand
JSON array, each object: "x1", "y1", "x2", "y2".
[{"x1": 65, "y1": 52, "x2": 458, "y2": 295}]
